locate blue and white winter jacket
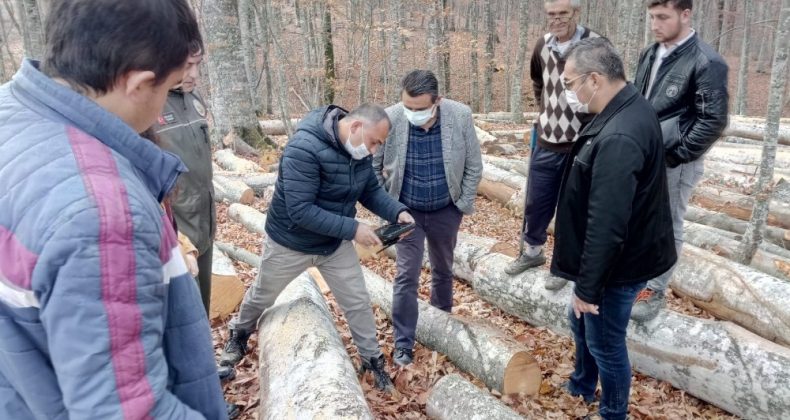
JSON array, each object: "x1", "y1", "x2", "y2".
[{"x1": 0, "y1": 61, "x2": 226, "y2": 419}]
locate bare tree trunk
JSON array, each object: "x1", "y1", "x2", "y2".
[
  {"x1": 16, "y1": 0, "x2": 44, "y2": 59},
  {"x1": 757, "y1": 5, "x2": 775, "y2": 74},
  {"x1": 509, "y1": 0, "x2": 529, "y2": 123},
  {"x1": 502, "y1": 1, "x2": 512, "y2": 112},
  {"x1": 427, "y1": 2, "x2": 440, "y2": 79},
  {"x1": 440, "y1": 0, "x2": 451, "y2": 95},
  {"x1": 358, "y1": 2, "x2": 373, "y2": 104},
  {"x1": 264, "y1": 1, "x2": 293, "y2": 137},
  {"x1": 238, "y1": 0, "x2": 260, "y2": 113},
  {"x1": 737, "y1": 0, "x2": 790, "y2": 264},
  {"x1": 714, "y1": 0, "x2": 726, "y2": 53},
  {"x1": 386, "y1": 0, "x2": 402, "y2": 102},
  {"x1": 623, "y1": 0, "x2": 644, "y2": 79},
  {"x1": 470, "y1": 0, "x2": 480, "y2": 112},
  {"x1": 722, "y1": 0, "x2": 735, "y2": 54},
  {"x1": 483, "y1": 0, "x2": 494, "y2": 113},
  {"x1": 203, "y1": 0, "x2": 271, "y2": 149},
  {"x1": 252, "y1": 0, "x2": 274, "y2": 115},
  {"x1": 0, "y1": 0, "x2": 19, "y2": 74},
  {"x1": 735, "y1": 0, "x2": 754, "y2": 115},
  {"x1": 323, "y1": 4, "x2": 336, "y2": 104}
]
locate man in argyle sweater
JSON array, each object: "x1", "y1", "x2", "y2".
[{"x1": 505, "y1": 0, "x2": 600, "y2": 291}]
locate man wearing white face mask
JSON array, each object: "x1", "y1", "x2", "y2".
[
  {"x1": 505, "y1": 0, "x2": 600, "y2": 288},
  {"x1": 221, "y1": 103, "x2": 415, "y2": 392},
  {"x1": 373, "y1": 70, "x2": 482, "y2": 366}
]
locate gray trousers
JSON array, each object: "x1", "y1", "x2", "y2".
[
  {"x1": 230, "y1": 237, "x2": 381, "y2": 360},
  {"x1": 647, "y1": 158, "x2": 705, "y2": 292}
]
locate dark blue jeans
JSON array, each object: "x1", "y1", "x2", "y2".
[
  {"x1": 392, "y1": 204, "x2": 463, "y2": 349},
  {"x1": 568, "y1": 282, "x2": 646, "y2": 420},
  {"x1": 523, "y1": 144, "x2": 570, "y2": 246}
]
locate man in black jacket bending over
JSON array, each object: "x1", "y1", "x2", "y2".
[
  {"x1": 219, "y1": 104, "x2": 414, "y2": 391},
  {"x1": 551, "y1": 38, "x2": 676, "y2": 420},
  {"x1": 630, "y1": 0, "x2": 729, "y2": 321}
]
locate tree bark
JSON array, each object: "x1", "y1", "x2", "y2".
[
  {"x1": 362, "y1": 268, "x2": 541, "y2": 395},
  {"x1": 210, "y1": 245, "x2": 246, "y2": 319},
  {"x1": 358, "y1": 2, "x2": 373, "y2": 104},
  {"x1": 470, "y1": 0, "x2": 481, "y2": 113},
  {"x1": 693, "y1": 185, "x2": 790, "y2": 229},
  {"x1": 482, "y1": 0, "x2": 495, "y2": 113},
  {"x1": 685, "y1": 205, "x2": 789, "y2": 249},
  {"x1": 737, "y1": 0, "x2": 790, "y2": 264},
  {"x1": 426, "y1": 374, "x2": 524, "y2": 420},
  {"x1": 258, "y1": 272, "x2": 374, "y2": 420},
  {"x1": 322, "y1": 4, "x2": 336, "y2": 104},
  {"x1": 203, "y1": 0, "x2": 268, "y2": 148},
  {"x1": 386, "y1": 0, "x2": 402, "y2": 102},
  {"x1": 683, "y1": 221, "x2": 790, "y2": 281},
  {"x1": 227, "y1": 203, "x2": 267, "y2": 235},
  {"x1": 509, "y1": 0, "x2": 529, "y2": 123},
  {"x1": 16, "y1": 0, "x2": 44, "y2": 59},
  {"x1": 238, "y1": 0, "x2": 260, "y2": 113},
  {"x1": 215, "y1": 149, "x2": 263, "y2": 173}
]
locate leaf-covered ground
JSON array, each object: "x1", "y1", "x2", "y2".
[{"x1": 213, "y1": 193, "x2": 734, "y2": 419}]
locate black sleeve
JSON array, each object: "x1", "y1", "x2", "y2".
[{"x1": 530, "y1": 37, "x2": 546, "y2": 110}]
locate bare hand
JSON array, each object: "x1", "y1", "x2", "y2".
[
  {"x1": 397, "y1": 212, "x2": 415, "y2": 238},
  {"x1": 572, "y1": 294, "x2": 599, "y2": 319},
  {"x1": 355, "y1": 223, "x2": 383, "y2": 247},
  {"x1": 185, "y1": 253, "x2": 199, "y2": 277}
]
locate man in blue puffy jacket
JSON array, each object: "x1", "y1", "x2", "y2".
[
  {"x1": 220, "y1": 104, "x2": 414, "y2": 391},
  {"x1": 0, "y1": 0, "x2": 227, "y2": 418}
]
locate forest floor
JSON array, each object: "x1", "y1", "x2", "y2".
[{"x1": 214, "y1": 190, "x2": 736, "y2": 419}]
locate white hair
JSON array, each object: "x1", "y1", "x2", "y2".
[{"x1": 546, "y1": 0, "x2": 582, "y2": 7}]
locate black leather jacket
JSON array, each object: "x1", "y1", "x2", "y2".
[{"x1": 634, "y1": 34, "x2": 729, "y2": 168}]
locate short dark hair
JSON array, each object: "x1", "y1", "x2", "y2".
[
  {"x1": 401, "y1": 70, "x2": 439, "y2": 101},
  {"x1": 347, "y1": 103, "x2": 391, "y2": 128},
  {"x1": 42, "y1": 0, "x2": 203, "y2": 95},
  {"x1": 647, "y1": 0, "x2": 692, "y2": 10},
  {"x1": 563, "y1": 37, "x2": 626, "y2": 81}
]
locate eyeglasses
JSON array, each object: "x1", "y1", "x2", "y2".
[
  {"x1": 561, "y1": 73, "x2": 590, "y2": 91},
  {"x1": 547, "y1": 15, "x2": 574, "y2": 23}
]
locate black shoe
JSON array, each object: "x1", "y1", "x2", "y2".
[
  {"x1": 392, "y1": 347, "x2": 414, "y2": 367},
  {"x1": 220, "y1": 329, "x2": 250, "y2": 367},
  {"x1": 218, "y1": 365, "x2": 236, "y2": 383},
  {"x1": 226, "y1": 401, "x2": 240, "y2": 419},
  {"x1": 359, "y1": 355, "x2": 395, "y2": 391}
]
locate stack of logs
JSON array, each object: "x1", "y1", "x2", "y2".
[{"x1": 207, "y1": 115, "x2": 790, "y2": 419}]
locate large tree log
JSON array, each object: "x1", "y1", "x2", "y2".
[
  {"x1": 213, "y1": 175, "x2": 255, "y2": 205},
  {"x1": 362, "y1": 268, "x2": 540, "y2": 395},
  {"x1": 209, "y1": 245, "x2": 246, "y2": 319},
  {"x1": 482, "y1": 155, "x2": 529, "y2": 177},
  {"x1": 227, "y1": 203, "x2": 267, "y2": 235},
  {"x1": 258, "y1": 118, "x2": 302, "y2": 136},
  {"x1": 692, "y1": 185, "x2": 790, "y2": 229},
  {"x1": 472, "y1": 111, "x2": 540, "y2": 122},
  {"x1": 258, "y1": 272, "x2": 373, "y2": 419},
  {"x1": 215, "y1": 149, "x2": 263, "y2": 173},
  {"x1": 380, "y1": 232, "x2": 790, "y2": 419},
  {"x1": 426, "y1": 374, "x2": 523, "y2": 420},
  {"x1": 475, "y1": 125, "x2": 497, "y2": 146},
  {"x1": 673, "y1": 245, "x2": 790, "y2": 346},
  {"x1": 214, "y1": 171, "x2": 277, "y2": 197},
  {"x1": 215, "y1": 241, "x2": 260, "y2": 267},
  {"x1": 723, "y1": 120, "x2": 790, "y2": 146},
  {"x1": 683, "y1": 222, "x2": 790, "y2": 280},
  {"x1": 685, "y1": 205, "x2": 789, "y2": 249}
]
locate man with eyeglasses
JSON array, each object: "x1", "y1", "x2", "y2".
[
  {"x1": 630, "y1": 0, "x2": 729, "y2": 322},
  {"x1": 505, "y1": 0, "x2": 600, "y2": 289},
  {"x1": 551, "y1": 37, "x2": 676, "y2": 419}
]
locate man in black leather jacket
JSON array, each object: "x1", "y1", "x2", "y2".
[{"x1": 631, "y1": 0, "x2": 729, "y2": 322}]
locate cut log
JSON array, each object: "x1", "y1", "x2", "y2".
[
  {"x1": 222, "y1": 130, "x2": 262, "y2": 157},
  {"x1": 215, "y1": 241, "x2": 260, "y2": 267},
  {"x1": 685, "y1": 205, "x2": 789, "y2": 249},
  {"x1": 673, "y1": 245, "x2": 790, "y2": 346},
  {"x1": 692, "y1": 185, "x2": 790, "y2": 229},
  {"x1": 472, "y1": 111, "x2": 540, "y2": 122},
  {"x1": 485, "y1": 144, "x2": 518, "y2": 156},
  {"x1": 482, "y1": 164, "x2": 526, "y2": 190},
  {"x1": 215, "y1": 149, "x2": 263, "y2": 173},
  {"x1": 214, "y1": 171, "x2": 278, "y2": 197},
  {"x1": 426, "y1": 374, "x2": 523, "y2": 420},
  {"x1": 209, "y1": 245, "x2": 246, "y2": 320},
  {"x1": 258, "y1": 272, "x2": 373, "y2": 419},
  {"x1": 258, "y1": 118, "x2": 302, "y2": 136},
  {"x1": 481, "y1": 155, "x2": 529, "y2": 177},
  {"x1": 475, "y1": 125, "x2": 497, "y2": 146},
  {"x1": 213, "y1": 175, "x2": 255, "y2": 205},
  {"x1": 362, "y1": 268, "x2": 540, "y2": 395},
  {"x1": 227, "y1": 203, "x2": 267, "y2": 235},
  {"x1": 490, "y1": 129, "x2": 530, "y2": 138},
  {"x1": 683, "y1": 222, "x2": 790, "y2": 280},
  {"x1": 380, "y1": 232, "x2": 790, "y2": 419},
  {"x1": 723, "y1": 120, "x2": 790, "y2": 146}
]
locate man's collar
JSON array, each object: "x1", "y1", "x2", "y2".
[
  {"x1": 548, "y1": 25, "x2": 585, "y2": 51},
  {"x1": 662, "y1": 29, "x2": 695, "y2": 50}
]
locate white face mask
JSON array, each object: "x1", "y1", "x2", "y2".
[
  {"x1": 344, "y1": 126, "x2": 370, "y2": 160},
  {"x1": 565, "y1": 80, "x2": 597, "y2": 114},
  {"x1": 403, "y1": 104, "x2": 435, "y2": 126}
]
